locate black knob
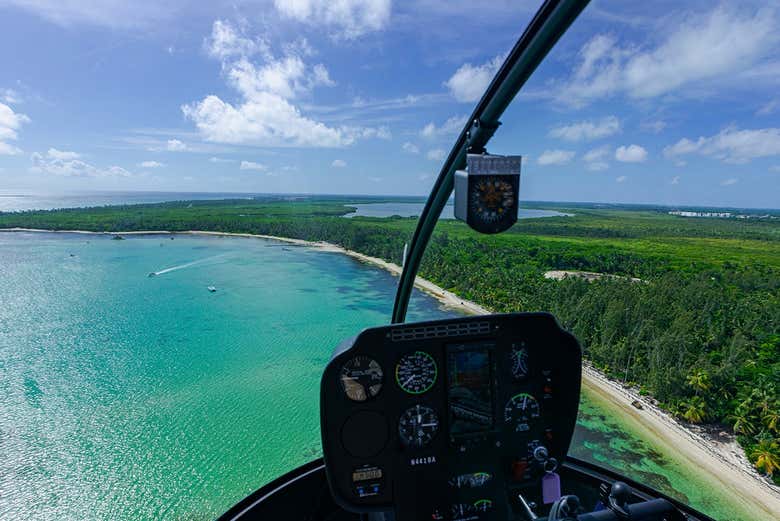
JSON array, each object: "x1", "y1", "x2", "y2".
[{"x1": 609, "y1": 481, "x2": 631, "y2": 507}]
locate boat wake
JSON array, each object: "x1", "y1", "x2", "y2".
[{"x1": 148, "y1": 253, "x2": 230, "y2": 277}]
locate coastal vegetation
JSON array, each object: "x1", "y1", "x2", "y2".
[{"x1": 2, "y1": 197, "x2": 779, "y2": 482}]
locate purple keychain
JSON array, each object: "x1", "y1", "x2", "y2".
[{"x1": 542, "y1": 471, "x2": 562, "y2": 504}]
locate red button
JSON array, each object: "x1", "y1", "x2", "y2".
[{"x1": 511, "y1": 460, "x2": 528, "y2": 481}]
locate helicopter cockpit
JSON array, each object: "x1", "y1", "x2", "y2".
[
  {"x1": 216, "y1": 1, "x2": 730, "y2": 520},
  {"x1": 318, "y1": 314, "x2": 684, "y2": 521}
]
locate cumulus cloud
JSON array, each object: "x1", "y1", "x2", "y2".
[
  {"x1": 445, "y1": 54, "x2": 504, "y2": 102},
  {"x1": 426, "y1": 148, "x2": 446, "y2": 161},
  {"x1": 0, "y1": 102, "x2": 30, "y2": 155},
  {"x1": 239, "y1": 160, "x2": 266, "y2": 171},
  {"x1": 664, "y1": 126, "x2": 780, "y2": 164},
  {"x1": 616, "y1": 175, "x2": 627, "y2": 183},
  {"x1": 549, "y1": 116, "x2": 620, "y2": 142},
  {"x1": 1, "y1": 88, "x2": 21, "y2": 104},
  {"x1": 402, "y1": 142, "x2": 420, "y2": 154},
  {"x1": 30, "y1": 148, "x2": 131, "y2": 177},
  {"x1": 421, "y1": 114, "x2": 466, "y2": 139},
  {"x1": 537, "y1": 149, "x2": 575, "y2": 166},
  {"x1": 138, "y1": 160, "x2": 164, "y2": 168},
  {"x1": 206, "y1": 20, "x2": 268, "y2": 60},
  {"x1": 46, "y1": 148, "x2": 80, "y2": 160},
  {"x1": 184, "y1": 20, "x2": 384, "y2": 148},
  {"x1": 721, "y1": 178, "x2": 738, "y2": 186},
  {"x1": 555, "y1": 6, "x2": 779, "y2": 106},
  {"x1": 331, "y1": 159, "x2": 347, "y2": 167},
  {"x1": 209, "y1": 156, "x2": 234, "y2": 163},
  {"x1": 166, "y1": 139, "x2": 187, "y2": 151},
  {"x1": 615, "y1": 144, "x2": 647, "y2": 162},
  {"x1": 273, "y1": 0, "x2": 391, "y2": 39}
]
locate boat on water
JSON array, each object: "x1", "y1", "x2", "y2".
[
  {"x1": 208, "y1": 286, "x2": 217, "y2": 292},
  {"x1": 216, "y1": 2, "x2": 726, "y2": 520}
]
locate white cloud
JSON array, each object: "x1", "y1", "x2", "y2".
[
  {"x1": 555, "y1": 6, "x2": 779, "y2": 106},
  {"x1": 30, "y1": 149, "x2": 131, "y2": 177},
  {"x1": 239, "y1": 160, "x2": 266, "y2": 171},
  {"x1": 721, "y1": 178, "x2": 738, "y2": 186},
  {"x1": 671, "y1": 176, "x2": 680, "y2": 185},
  {"x1": 0, "y1": 102, "x2": 30, "y2": 155},
  {"x1": 206, "y1": 20, "x2": 268, "y2": 60},
  {"x1": 615, "y1": 144, "x2": 647, "y2": 163},
  {"x1": 331, "y1": 159, "x2": 347, "y2": 167},
  {"x1": 664, "y1": 126, "x2": 780, "y2": 164},
  {"x1": 209, "y1": 156, "x2": 234, "y2": 163},
  {"x1": 587, "y1": 161, "x2": 609, "y2": 172},
  {"x1": 184, "y1": 20, "x2": 384, "y2": 149},
  {"x1": 616, "y1": 175, "x2": 627, "y2": 183},
  {"x1": 138, "y1": 160, "x2": 164, "y2": 168},
  {"x1": 583, "y1": 145, "x2": 610, "y2": 163},
  {"x1": 166, "y1": 139, "x2": 187, "y2": 151},
  {"x1": 537, "y1": 149, "x2": 575, "y2": 166},
  {"x1": 273, "y1": 0, "x2": 391, "y2": 39},
  {"x1": 402, "y1": 142, "x2": 420, "y2": 154},
  {"x1": 421, "y1": 114, "x2": 465, "y2": 139},
  {"x1": 445, "y1": 54, "x2": 504, "y2": 102},
  {"x1": 426, "y1": 148, "x2": 446, "y2": 161},
  {"x1": 549, "y1": 116, "x2": 620, "y2": 142},
  {"x1": 46, "y1": 148, "x2": 80, "y2": 160},
  {"x1": 0, "y1": 0, "x2": 175, "y2": 29}
]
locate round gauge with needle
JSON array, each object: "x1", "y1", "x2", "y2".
[
  {"x1": 470, "y1": 176, "x2": 516, "y2": 224},
  {"x1": 504, "y1": 393, "x2": 541, "y2": 432},
  {"x1": 398, "y1": 404, "x2": 439, "y2": 448},
  {"x1": 339, "y1": 356, "x2": 383, "y2": 402},
  {"x1": 395, "y1": 351, "x2": 437, "y2": 394}
]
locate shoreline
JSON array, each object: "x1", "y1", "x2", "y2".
[{"x1": 4, "y1": 227, "x2": 779, "y2": 516}]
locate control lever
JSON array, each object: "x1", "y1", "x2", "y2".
[
  {"x1": 606, "y1": 482, "x2": 631, "y2": 520},
  {"x1": 547, "y1": 495, "x2": 581, "y2": 520},
  {"x1": 516, "y1": 492, "x2": 538, "y2": 520}
]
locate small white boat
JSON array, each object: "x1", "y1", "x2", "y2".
[{"x1": 207, "y1": 286, "x2": 217, "y2": 292}]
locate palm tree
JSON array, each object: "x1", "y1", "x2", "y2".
[
  {"x1": 730, "y1": 411, "x2": 757, "y2": 436},
  {"x1": 681, "y1": 396, "x2": 708, "y2": 424},
  {"x1": 686, "y1": 370, "x2": 710, "y2": 395},
  {"x1": 750, "y1": 439, "x2": 780, "y2": 478},
  {"x1": 763, "y1": 409, "x2": 780, "y2": 434}
]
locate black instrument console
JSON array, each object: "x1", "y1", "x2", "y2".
[{"x1": 320, "y1": 313, "x2": 582, "y2": 521}]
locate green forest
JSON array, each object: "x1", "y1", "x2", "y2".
[{"x1": 1, "y1": 197, "x2": 779, "y2": 482}]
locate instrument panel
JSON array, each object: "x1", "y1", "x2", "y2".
[{"x1": 321, "y1": 313, "x2": 582, "y2": 521}]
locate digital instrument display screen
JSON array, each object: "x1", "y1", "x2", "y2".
[{"x1": 447, "y1": 343, "x2": 494, "y2": 436}]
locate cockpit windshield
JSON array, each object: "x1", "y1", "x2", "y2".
[{"x1": 0, "y1": 1, "x2": 778, "y2": 521}]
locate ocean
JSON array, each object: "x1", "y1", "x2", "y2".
[{"x1": 0, "y1": 232, "x2": 752, "y2": 520}]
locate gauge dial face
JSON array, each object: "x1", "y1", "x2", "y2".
[
  {"x1": 340, "y1": 356, "x2": 383, "y2": 402},
  {"x1": 473, "y1": 499, "x2": 493, "y2": 513},
  {"x1": 510, "y1": 345, "x2": 529, "y2": 379},
  {"x1": 470, "y1": 177, "x2": 515, "y2": 224},
  {"x1": 396, "y1": 351, "x2": 437, "y2": 394},
  {"x1": 398, "y1": 404, "x2": 439, "y2": 448},
  {"x1": 504, "y1": 393, "x2": 541, "y2": 432}
]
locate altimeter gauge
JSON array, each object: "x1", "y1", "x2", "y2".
[{"x1": 340, "y1": 356, "x2": 383, "y2": 402}]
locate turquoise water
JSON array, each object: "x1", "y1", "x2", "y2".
[{"x1": 0, "y1": 233, "x2": 751, "y2": 520}]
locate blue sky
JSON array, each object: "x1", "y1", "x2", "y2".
[{"x1": 0, "y1": 0, "x2": 778, "y2": 208}]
